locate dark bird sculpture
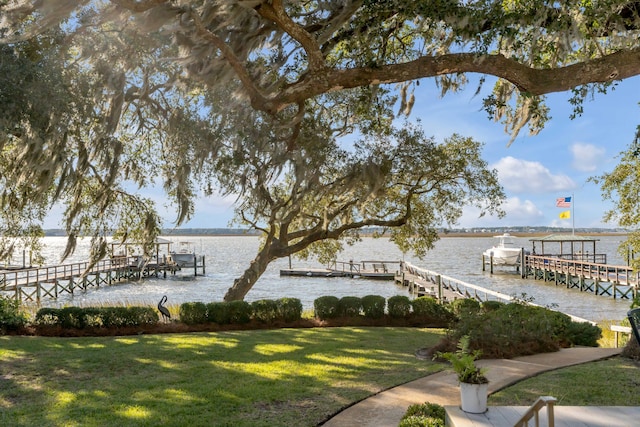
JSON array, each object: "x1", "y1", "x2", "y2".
[{"x1": 158, "y1": 295, "x2": 171, "y2": 322}]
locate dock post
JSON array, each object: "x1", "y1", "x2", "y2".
[
  {"x1": 437, "y1": 275, "x2": 443, "y2": 303},
  {"x1": 520, "y1": 248, "x2": 526, "y2": 278},
  {"x1": 490, "y1": 255, "x2": 494, "y2": 274},
  {"x1": 202, "y1": 255, "x2": 205, "y2": 275},
  {"x1": 482, "y1": 255, "x2": 486, "y2": 272},
  {"x1": 194, "y1": 254, "x2": 197, "y2": 276}
]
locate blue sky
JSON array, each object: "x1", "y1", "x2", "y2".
[{"x1": 42, "y1": 75, "x2": 640, "y2": 230}]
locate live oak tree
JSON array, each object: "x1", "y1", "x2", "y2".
[
  {"x1": 3, "y1": 1, "x2": 640, "y2": 298},
  {"x1": 218, "y1": 117, "x2": 503, "y2": 300}
]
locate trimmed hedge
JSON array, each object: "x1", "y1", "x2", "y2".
[
  {"x1": 388, "y1": 295, "x2": 412, "y2": 318},
  {"x1": 252, "y1": 299, "x2": 279, "y2": 323},
  {"x1": 207, "y1": 302, "x2": 230, "y2": 324},
  {"x1": 362, "y1": 295, "x2": 386, "y2": 319},
  {"x1": 227, "y1": 300, "x2": 252, "y2": 324},
  {"x1": 35, "y1": 306, "x2": 158, "y2": 329},
  {"x1": 314, "y1": 296, "x2": 340, "y2": 320},
  {"x1": 277, "y1": 298, "x2": 303, "y2": 322},
  {"x1": 176, "y1": 298, "x2": 303, "y2": 325},
  {"x1": 337, "y1": 296, "x2": 363, "y2": 317},
  {"x1": 180, "y1": 302, "x2": 208, "y2": 325}
]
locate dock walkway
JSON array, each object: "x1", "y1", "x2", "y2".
[
  {"x1": 0, "y1": 255, "x2": 203, "y2": 304},
  {"x1": 523, "y1": 255, "x2": 639, "y2": 300}
]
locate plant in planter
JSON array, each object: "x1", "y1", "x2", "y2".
[{"x1": 435, "y1": 335, "x2": 489, "y2": 413}]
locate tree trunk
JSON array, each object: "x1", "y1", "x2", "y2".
[{"x1": 223, "y1": 245, "x2": 274, "y2": 301}]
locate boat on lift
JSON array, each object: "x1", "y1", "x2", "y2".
[
  {"x1": 482, "y1": 233, "x2": 523, "y2": 266},
  {"x1": 169, "y1": 241, "x2": 197, "y2": 267}
]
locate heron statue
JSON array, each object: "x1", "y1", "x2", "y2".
[{"x1": 157, "y1": 295, "x2": 171, "y2": 322}]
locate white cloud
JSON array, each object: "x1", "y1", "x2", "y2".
[
  {"x1": 457, "y1": 197, "x2": 544, "y2": 228},
  {"x1": 492, "y1": 156, "x2": 575, "y2": 193},
  {"x1": 501, "y1": 197, "x2": 545, "y2": 221},
  {"x1": 570, "y1": 143, "x2": 606, "y2": 172}
]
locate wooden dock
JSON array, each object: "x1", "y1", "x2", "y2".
[
  {"x1": 523, "y1": 255, "x2": 639, "y2": 300},
  {"x1": 398, "y1": 262, "x2": 515, "y2": 304},
  {"x1": 280, "y1": 260, "x2": 398, "y2": 280},
  {"x1": 0, "y1": 255, "x2": 205, "y2": 304}
]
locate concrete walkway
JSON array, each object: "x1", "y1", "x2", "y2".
[{"x1": 320, "y1": 347, "x2": 622, "y2": 427}]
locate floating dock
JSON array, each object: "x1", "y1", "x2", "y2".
[{"x1": 280, "y1": 260, "x2": 398, "y2": 280}]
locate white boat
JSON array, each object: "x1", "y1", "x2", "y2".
[
  {"x1": 483, "y1": 233, "x2": 523, "y2": 266},
  {"x1": 170, "y1": 241, "x2": 197, "y2": 267}
]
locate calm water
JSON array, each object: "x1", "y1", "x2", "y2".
[{"x1": 30, "y1": 234, "x2": 635, "y2": 322}]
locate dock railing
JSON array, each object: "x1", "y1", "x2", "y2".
[
  {"x1": 402, "y1": 262, "x2": 593, "y2": 324},
  {"x1": 0, "y1": 257, "x2": 139, "y2": 291},
  {"x1": 525, "y1": 255, "x2": 640, "y2": 287},
  {"x1": 403, "y1": 261, "x2": 516, "y2": 304},
  {"x1": 329, "y1": 260, "x2": 401, "y2": 275}
]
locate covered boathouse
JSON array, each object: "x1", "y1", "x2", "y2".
[{"x1": 529, "y1": 234, "x2": 606, "y2": 264}]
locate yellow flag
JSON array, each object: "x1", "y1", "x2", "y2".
[{"x1": 559, "y1": 210, "x2": 570, "y2": 219}]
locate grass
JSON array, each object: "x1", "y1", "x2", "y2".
[
  {"x1": 490, "y1": 357, "x2": 640, "y2": 406},
  {"x1": 0, "y1": 327, "x2": 445, "y2": 427}
]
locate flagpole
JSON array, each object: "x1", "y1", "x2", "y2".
[{"x1": 572, "y1": 193, "x2": 575, "y2": 235}]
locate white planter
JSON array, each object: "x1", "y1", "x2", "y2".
[{"x1": 460, "y1": 381, "x2": 488, "y2": 413}]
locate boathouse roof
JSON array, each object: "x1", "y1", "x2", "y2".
[{"x1": 529, "y1": 234, "x2": 599, "y2": 242}]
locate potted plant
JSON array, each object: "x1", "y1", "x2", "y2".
[{"x1": 435, "y1": 335, "x2": 489, "y2": 413}]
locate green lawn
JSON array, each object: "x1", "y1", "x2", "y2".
[
  {"x1": 0, "y1": 327, "x2": 445, "y2": 427},
  {"x1": 490, "y1": 357, "x2": 640, "y2": 406}
]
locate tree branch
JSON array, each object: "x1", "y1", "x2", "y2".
[
  {"x1": 262, "y1": 49, "x2": 636, "y2": 112},
  {"x1": 255, "y1": 0, "x2": 325, "y2": 71}
]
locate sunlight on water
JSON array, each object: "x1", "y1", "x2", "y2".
[{"x1": 22, "y1": 235, "x2": 634, "y2": 322}]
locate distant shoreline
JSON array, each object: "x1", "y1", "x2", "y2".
[
  {"x1": 42, "y1": 229, "x2": 628, "y2": 238},
  {"x1": 438, "y1": 231, "x2": 628, "y2": 238}
]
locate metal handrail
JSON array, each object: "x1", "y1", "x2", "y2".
[{"x1": 513, "y1": 396, "x2": 556, "y2": 427}]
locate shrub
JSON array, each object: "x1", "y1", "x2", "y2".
[
  {"x1": 361, "y1": 295, "x2": 385, "y2": 319},
  {"x1": 565, "y1": 320, "x2": 602, "y2": 347},
  {"x1": 400, "y1": 402, "x2": 445, "y2": 427},
  {"x1": 179, "y1": 302, "x2": 208, "y2": 325},
  {"x1": 337, "y1": 296, "x2": 362, "y2": 317},
  {"x1": 0, "y1": 296, "x2": 28, "y2": 333},
  {"x1": 411, "y1": 297, "x2": 454, "y2": 325},
  {"x1": 207, "y1": 302, "x2": 230, "y2": 324},
  {"x1": 100, "y1": 307, "x2": 132, "y2": 327},
  {"x1": 276, "y1": 298, "x2": 302, "y2": 322},
  {"x1": 35, "y1": 307, "x2": 59, "y2": 326},
  {"x1": 35, "y1": 306, "x2": 158, "y2": 329},
  {"x1": 398, "y1": 415, "x2": 444, "y2": 427},
  {"x1": 411, "y1": 297, "x2": 439, "y2": 316},
  {"x1": 388, "y1": 295, "x2": 412, "y2": 318},
  {"x1": 252, "y1": 299, "x2": 279, "y2": 323},
  {"x1": 121, "y1": 307, "x2": 158, "y2": 326},
  {"x1": 450, "y1": 298, "x2": 481, "y2": 317},
  {"x1": 226, "y1": 300, "x2": 252, "y2": 324},
  {"x1": 314, "y1": 296, "x2": 340, "y2": 320},
  {"x1": 444, "y1": 301, "x2": 601, "y2": 359},
  {"x1": 58, "y1": 307, "x2": 96, "y2": 329},
  {"x1": 481, "y1": 300, "x2": 504, "y2": 312}
]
